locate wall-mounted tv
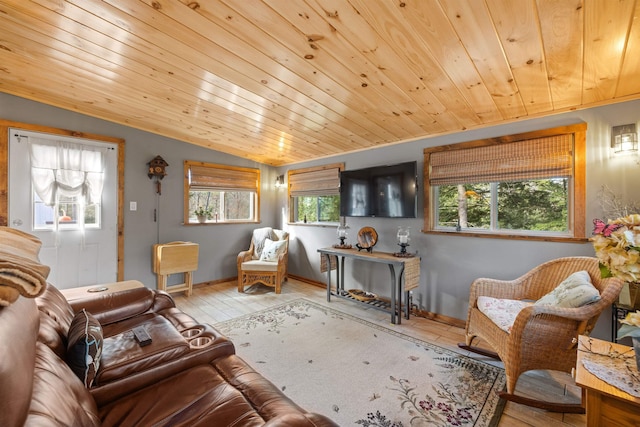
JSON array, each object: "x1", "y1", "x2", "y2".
[{"x1": 339, "y1": 161, "x2": 418, "y2": 218}]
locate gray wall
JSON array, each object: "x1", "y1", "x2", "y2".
[
  {"x1": 277, "y1": 100, "x2": 640, "y2": 339},
  {"x1": 1, "y1": 93, "x2": 277, "y2": 288},
  {"x1": 3, "y1": 92, "x2": 639, "y2": 339}
]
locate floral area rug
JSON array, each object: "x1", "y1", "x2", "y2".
[{"x1": 214, "y1": 299, "x2": 506, "y2": 426}]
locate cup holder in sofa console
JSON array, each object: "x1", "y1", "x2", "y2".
[
  {"x1": 189, "y1": 336, "x2": 213, "y2": 349},
  {"x1": 181, "y1": 327, "x2": 204, "y2": 339}
]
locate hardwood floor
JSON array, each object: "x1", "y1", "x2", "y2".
[{"x1": 173, "y1": 278, "x2": 586, "y2": 427}]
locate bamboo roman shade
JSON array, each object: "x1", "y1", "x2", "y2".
[
  {"x1": 288, "y1": 163, "x2": 343, "y2": 196},
  {"x1": 429, "y1": 134, "x2": 574, "y2": 186},
  {"x1": 188, "y1": 163, "x2": 259, "y2": 191}
]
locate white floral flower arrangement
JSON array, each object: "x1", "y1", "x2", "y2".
[{"x1": 591, "y1": 214, "x2": 640, "y2": 283}]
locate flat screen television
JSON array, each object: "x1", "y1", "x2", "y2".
[{"x1": 339, "y1": 161, "x2": 417, "y2": 218}]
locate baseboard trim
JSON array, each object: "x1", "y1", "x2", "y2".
[
  {"x1": 411, "y1": 308, "x2": 466, "y2": 329},
  {"x1": 194, "y1": 277, "x2": 237, "y2": 288}
]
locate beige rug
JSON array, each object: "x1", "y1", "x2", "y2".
[{"x1": 215, "y1": 299, "x2": 505, "y2": 426}]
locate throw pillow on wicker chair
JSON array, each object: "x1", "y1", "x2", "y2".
[
  {"x1": 260, "y1": 238, "x2": 287, "y2": 261},
  {"x1": 534, "y1": 270, "x2": 601, "y2": 308}
]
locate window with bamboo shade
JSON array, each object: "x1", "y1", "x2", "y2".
[
  {"x1": 423, "y1": 123, "x2": 587, "y2": 242},
  {"x1": 287, "y1": 163, "x2": 343, "y2": 224},
  {"x1": 183, "y1": 161, "x2": 260, "y2": 224}
]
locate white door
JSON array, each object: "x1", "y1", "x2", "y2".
[{"x1": 8, "y1": 129, "x2": 118, "y2": 289}]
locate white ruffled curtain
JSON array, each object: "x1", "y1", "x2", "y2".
[{"x1": 29, "y1": 138, "x2": 106, "y2": 208}]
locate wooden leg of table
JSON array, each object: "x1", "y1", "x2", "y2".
[
  {"x1": 185, "y1": 271, "x2": 193, "y2": 297},
  {"x1": 585, "y1": 390, "x2": 601, "y2": 427}
]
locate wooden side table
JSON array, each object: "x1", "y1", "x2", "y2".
[
  {"x1": 153, "y1": 242, "x2": 199, "y2": 296},
  {"x1": 575, "y1": 335, "x2": 640, "y2": 427}
]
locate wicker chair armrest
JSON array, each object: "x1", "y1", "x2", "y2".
[
  {"x1": 511, "y1": 290, "x2": 621, "y2": 340},
  {"x1": 527, "y1": 303, "x2": 603, "y2": 321},
  {"x1": 237, "y1": 250, "x2": 253, "y2": 263}
]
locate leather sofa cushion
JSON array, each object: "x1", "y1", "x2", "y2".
[
  {"x1": 96, "y1": 315, "x2": 189, "y2": 385},
  {"x1": 99, "y1": 363, "x2": 266, "y2": 426},
  {"x1": 215, "y1": 354, "x2": 304, "y2": 417},
  {"x1": 26, "y1": 342, "x2": 101, "y2": 426},
  {"x1": 0, "y1": 296, "x2": 39, "y2": 427},
  {"x1": 98, "y1": 354, "x2": 336, "y2": 427},
  {"x1": 35, "y1": 283, "x2": 75, "y2": 356}
]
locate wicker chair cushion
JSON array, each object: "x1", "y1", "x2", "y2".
[
  {"x1": 477, "y1": 296, "x2": 533, "y2": 333},
  {"x1": 534, "y1": 270, "x2": 601, "y2": 308},
  {"x1": 259, "y1": 239, "x2": 287, "y2": 261}
]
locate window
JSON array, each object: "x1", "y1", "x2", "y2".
[
  {"x1": 34, "y1": 193, "x2": 100, "y2": 230},
  {"x1": 424, "y1": 124, "x2": 586, "y2": 240},
  {"x1": 288, "y1": 163, "x2": 344, "y2": 224},
  {"x1": 184, "y1": 161, "x2": 259, "y2": 224},
  {"x1": 29, "y1": 137, "x2": 106, "y2": 230}
]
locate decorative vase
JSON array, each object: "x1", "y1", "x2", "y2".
[
  {"x1": 197, "y1": 215, "x2": 207, "y2": 224},
  {"x1": 633, "y1": 337, "x2": 640, "y2": 371}
]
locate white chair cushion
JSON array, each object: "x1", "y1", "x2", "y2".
[
  {"x1": 260, "y1": 238, "x2": 287, "y2": 261},
  {"x1": 241, "y1": 260, "x2": 278, "y2": 271},
  {"x1": 477, "y1": 296, "x2": 533, "y2": 333},
  {"x1": 534, "y1": 270, "x2": 601, "y2": 308}
]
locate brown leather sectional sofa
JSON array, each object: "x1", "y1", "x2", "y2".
[{"x1": 0, "y1": 228, "x2": 337, "y2": 427}]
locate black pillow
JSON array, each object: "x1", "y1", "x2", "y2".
[{"x1": 66, "y1": 309, "x2": 103, "y2": 387}]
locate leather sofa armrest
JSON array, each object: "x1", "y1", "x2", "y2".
[
  {"x1": 69, "y1": 287, "x2": 176, "y2": 325},
  {"x1": 152, "y1": 290, "x2": 176, "y2": 312}
]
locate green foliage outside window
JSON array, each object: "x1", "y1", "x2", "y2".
[
  {"x1": 295, "y1": 195, "x2": 340, "y2": 223},
  {"x1": 437, "y1": 178, "x2": 568, "y2": 232}
]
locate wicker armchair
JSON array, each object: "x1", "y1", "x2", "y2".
[
  {"x1": 459, "y1": 257, "x2": 624, "y2": 413},
  {"x1": 237, "y1": 228, "x2": 288, "y2": 294}
]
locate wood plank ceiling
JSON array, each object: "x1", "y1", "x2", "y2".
[{"x1": 1, "y1": 0, "x2": 640, "y2": 166}]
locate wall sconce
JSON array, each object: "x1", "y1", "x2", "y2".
[
  {"x1": 275, "y1": 175, "x2": 285, "y2": 188},
  {"x1": 611, "y1": 124, "x2": 638, "y2": 153},
  {"x1": 148, "y1": 155, "x2": 168, "y2": 194}
]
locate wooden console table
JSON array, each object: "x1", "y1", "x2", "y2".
[
  {"x1": 575, "y1": 335, "x2": 640, "y2": 426},
  {"x1": 317, "y1": 247, "x2": 420, "y2": 324}
]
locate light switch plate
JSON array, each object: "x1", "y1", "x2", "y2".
[{"x1": 130, "y1": 201, "x2": 137, "y2": 211}]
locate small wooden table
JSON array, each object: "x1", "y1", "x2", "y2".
[
  {"x1": 575, "y1": 335, "x2": 640, "y2": 427},
  {"x1": 153, "y1": 241, "x2": 199, "y2": 296}
]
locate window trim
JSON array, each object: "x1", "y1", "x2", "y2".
[
  {"x1": 183, "y1": 160, "x2": 260, "y2": 225},
  {"x1": 287, "y1": 162, "x2": 344, "y2": 224},
  {"x1": 423, "y1": 123, "x2": 587, "y2": 242}
]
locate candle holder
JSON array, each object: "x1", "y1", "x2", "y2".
[
  {"x1": 333, "y1": 223, "x2": 352, "y2": 249},
  {"x1": 394, "y1": 226, "x2": 413, "y2": 257}
]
